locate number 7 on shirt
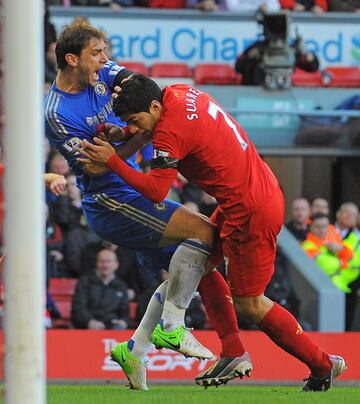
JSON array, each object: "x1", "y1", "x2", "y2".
[{"x1": 207, "y1": 101, "x2": 248, "y2": 151}]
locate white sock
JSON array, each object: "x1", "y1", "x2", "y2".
[
  {"x1": 161, "y1": 300, "x2": 186, "y2": 331},
  {"x1": 129, "y1": 281, "x2": 167, "y2": 360},
  {"x1": 162, "y1": 239, "x2": 211, "y2": 331}
]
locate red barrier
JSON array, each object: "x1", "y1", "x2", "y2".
[{"x1": 1, "y1": 331, "x2": 359, "y2": 380}]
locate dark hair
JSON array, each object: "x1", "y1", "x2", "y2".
[
  {"x1": 112, "y1": 74, "x2": 163, "y2": 118},
  {"x1": 310, "y1": 212, "x2": 329, "y2": 222},
  {"x1": 55, "y1": 18, "x2": 106, "y2": 70}
]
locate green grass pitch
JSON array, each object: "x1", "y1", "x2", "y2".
[{"x1": 39, "y1": 385, "x2": 360, "y2": 404}]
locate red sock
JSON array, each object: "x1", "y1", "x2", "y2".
[
  {"x1": 259, "y1": 303, "x2": 331, "y2": 377},
  {"x1": 199, "y1": 271, "x2": 245, "y2": 357}
]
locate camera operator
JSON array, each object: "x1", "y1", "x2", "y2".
[{"x1": 235, "y1": 13, "x2": 319, "y2": 87}]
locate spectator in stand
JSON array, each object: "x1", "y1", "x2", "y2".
[
  {"x1": 310, "y1": 196, "x2": 343, "y2": 241},
  {"x1": 335, "y1": 202, "x2": 360, "y2": 330},
  {"x1": 55, "y1": 174, "x2": 101, "y2": 276},
  {"x1": 302, "y1": 213, "x2": 354, "y2": 293},
  {"x1": 279, "y1": 0, "x2": 327, "y2": 13},
  {"x1": 225, "y1": 0, "x2": 280, "y2": 12},
  {"x1": 286, "y1": 198, "x2": 310, "y2": 242},
  {"x1": 48, "y1": 152, "x2": 70, "y2": 177},
  {"x1": 193, "y1": 0, "x2": 219, "y2": 10},
  {"x1": 328, "y1": 0, "x2": 360, "y2": 10},
  {"x1": 81, "y1": 240, "x2": 141, "y2": 299},
  {"x1": 47, "y1": 152, "x2": 70, "y2": 217},
  {"x1": 71, "y1": 248, "x2": 130, "y2": 329},
  {"x1": 310, "y1": 197, "x2": 330, "y2": 216},
  {"x1": 55, "y1": 173, "x2": 83, "y2": 231},
  {"x1": 45, "y1": 202, "x2": 65, "y2": 277}
]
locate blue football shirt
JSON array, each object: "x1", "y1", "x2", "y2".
[{"x1": 45, "y1": 61, "x2": 139, "y2": 195}]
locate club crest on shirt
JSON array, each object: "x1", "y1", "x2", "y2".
[
  {"x1": 95, "y1": 81, "x2": 108, "y2": 96},
  {"x1": 63, "y1": 137, "x2": 81, "y2": 155},
  {"x1": 86, "y1": 117, "x2": 94, "y2": 127},
  {"x1": 154, "y1": 202, "x2": 167, "y2": 212}
]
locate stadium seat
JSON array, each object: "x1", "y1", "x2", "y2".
[
  {"x1": 194, "y1": 63, "x2": 238, "y2": 85},
  {"x1": 325, "y1": 66, "x2": 360, "y2": 88},
  {"x1": 291, "y1": 68, "x2": 323, "y2": 87},
  {"x1": 52, "y1": 300, "x2": 72, "y2": 329},
  {"x1": 48, "y1": 278, "x2": 77, "y2": 299},
  {"x1": 49, "y1": 278, "x2": 77, "y2": 328},
  {"x1": 118, "y1": 61, "x2": 149, "y2": 76},
  {"x1": 150, "y1": 63, "x2": 192, "y2": 78},
  {"x1": 129, "y1": 301, "x2": 138, "y2": 328}
]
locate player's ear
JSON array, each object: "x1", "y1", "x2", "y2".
[
  {"x1": 65, "y1": 53, "x2": 79, "y2": 68},
  {"x1": 150, "y1": 100, "x2": 162, "y2": 114}
]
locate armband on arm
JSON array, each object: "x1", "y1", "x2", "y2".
[{"x1": 151, "y1": 156, "x2": 179, "y2": 169}]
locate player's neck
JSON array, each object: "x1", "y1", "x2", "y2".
[{"x1": 56, "y1": 70, "x2": 86, "y2": 94}]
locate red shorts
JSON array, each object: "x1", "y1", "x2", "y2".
[{"x1": 210, "y1": 187, "x2": 284, "y2": 297}]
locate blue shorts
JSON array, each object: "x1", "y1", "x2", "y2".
[{"x1": 82, "y1": 190, "x2": 180, "y2": 251}]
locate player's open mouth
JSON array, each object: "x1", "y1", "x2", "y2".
[{"x1": 92, "y1": 70, "x2": 100, "y2": 81}]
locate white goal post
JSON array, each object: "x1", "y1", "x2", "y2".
[{"x1": 3, "y1": 0, "x2": 45, "y2": 403}]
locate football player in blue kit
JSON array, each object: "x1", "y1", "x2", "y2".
[{"x1": 44, "y1": 19, "x2": 217, "y2": 390}]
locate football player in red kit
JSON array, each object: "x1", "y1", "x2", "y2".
[{"x1": 78, "y1": 74, "x2": 346, "y2": 391}]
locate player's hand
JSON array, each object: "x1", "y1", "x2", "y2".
[
  {"x1": 76, "y1": 138, "x2": 116, "y2": 166},
  {"x1": 111, "y1": 85, "x2": 122, "y2": 101},
  {"x1": 45, "y1": 173, "x2": 67, "y2": 196},
  {"x1": 311, "y1": 4, "x2": 324, "y2": 14},
  {"x1": 293, "y1": 3, "x2": 305, "y2": 11},
  {"x1": 96, "y1": 123, "x2": 127, "y2": 142},
  {"x1": 111, "y1": 74, "x2": 135, "y2": 100},
  {"x1": 50, "y1": 175, "x2": 67, "y2": 196},
  {"x1": 88, "y1": 319, "x2": 106, "y2": 330},
  {"x1": 324, "y1": 242, "x2": 343, "y2": 253}
]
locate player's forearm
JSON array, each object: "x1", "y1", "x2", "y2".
[
  {"x1": 114, "y1": 134, "x2": 151, "y2": 161},
  {"x1": 107, "y1": 154, "x2": 173, "y2": 203}
]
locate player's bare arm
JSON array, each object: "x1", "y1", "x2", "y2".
[
  {"x1": 44, "y1": 173, "x2": 67, "y2": 196},
  {"x1": 77, "y1": 133, "x2": 152, "y2": 166}
]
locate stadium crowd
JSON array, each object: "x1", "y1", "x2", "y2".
[{"x1": 46, "y1": 0, "x2": 360, "y2": 13}]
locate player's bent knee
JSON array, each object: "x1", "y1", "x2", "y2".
[{"x1": 162, "y1": 205, "x2": 215, "y2": 246}]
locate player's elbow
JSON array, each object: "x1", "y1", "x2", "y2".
[{"x1": 148, "y1": 188, "x2": 168, "y2": 203}]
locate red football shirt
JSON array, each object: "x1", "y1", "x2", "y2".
[
  {"x1": 107, "y1": 84, "x2": 279, "y2": 219},
  {"x1": 152, "y1": 84, "x2": 278, "y2": 218}
]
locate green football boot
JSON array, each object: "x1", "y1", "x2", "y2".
[
  {"x1": 111, "y1": 341, "x2": 148, "y2": 391},
  {"x1": 151, "y1": 323, "x2": 213, "y2": 359}
]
